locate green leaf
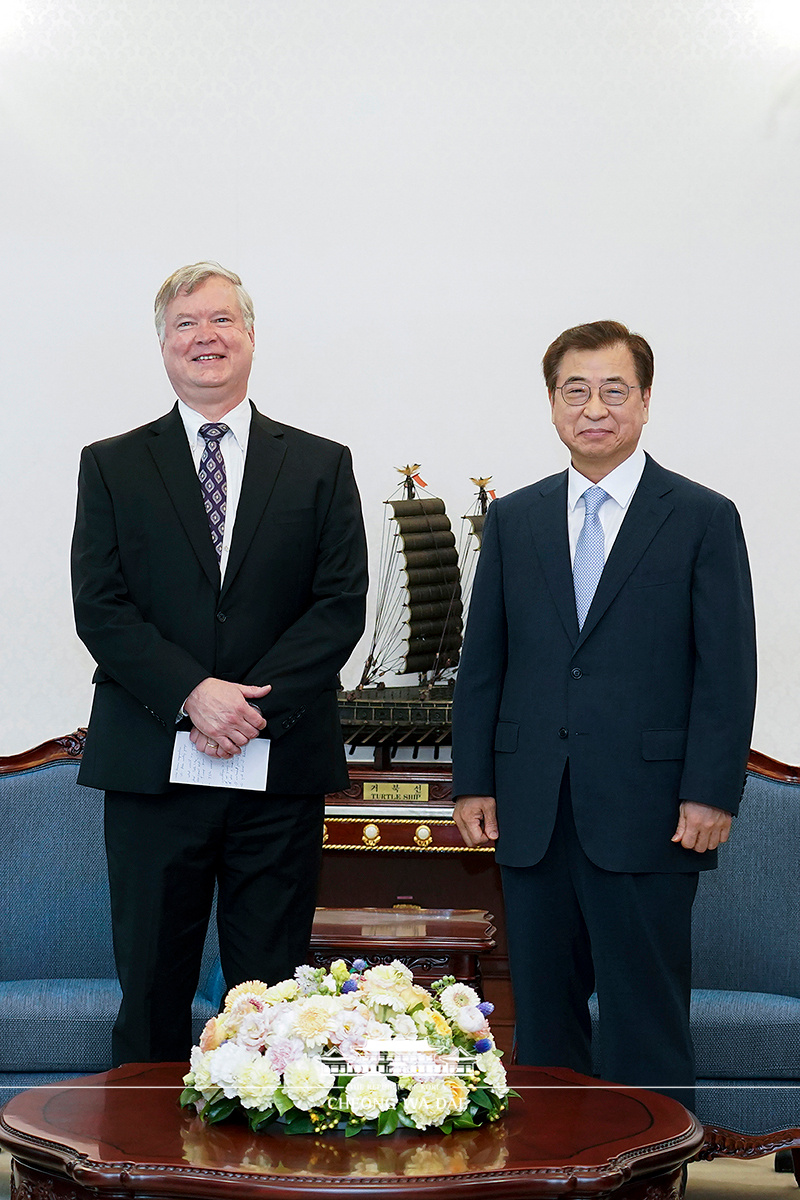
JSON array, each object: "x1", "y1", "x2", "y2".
[
  {"x1": 376, "y1": 1108, "x2": 399, "y2": 1136},
  {"x1": 507, "y1": 1089, "x2": 521, "y2": 1099},
  {"x1": 453, "y1": 1112, "x2": 480, "y2": 1129},
  {"x1": 179, "y1": 1087, "x2": 201, "y2": 1108},
  {"x1": 272, "y1": 1087, "x2": 294, "y2": 1116},
  {"x1": 471, "y1": 1088, "x2": 493, "y2": 1110},
  {"x1": 283, "y1": 1115, "x2": 316, "y2": 1135},
  {"x1": 345, "y1": 1121, "x2": 364, "y2": 1138},
  {"x1": 396, "y1": 1107, "x2": 415, "y2": 1128},
  {"x1": 204, "y1": 1096, "x2": 239, "y2": 1125},
  {"x1": 248, "y1": 1107, "x2": 278, "y2": 1133}
]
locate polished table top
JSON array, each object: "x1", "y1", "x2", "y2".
[{"x1": 0, "y1": 1063, "x2": 703, "y2": 1198}]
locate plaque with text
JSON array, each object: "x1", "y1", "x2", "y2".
[{"x1": 362, "y1": 781, "x2": 429, "y2": 803}]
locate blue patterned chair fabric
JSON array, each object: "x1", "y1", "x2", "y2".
[
  {"x1": 587, "y1": 754, "x2": 800, "y2": 1150},
  {"x1": 0, "y1": 733, "x2": 224, "y2": 1108}
]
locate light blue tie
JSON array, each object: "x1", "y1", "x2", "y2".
[{"x1": 573, "y1": 485, "x2": 609, "y2": 630}]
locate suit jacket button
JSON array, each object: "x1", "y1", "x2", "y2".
[
  {"x1": 571, "y1": 667, "x2": 582, "y2": 679},
  {"x1": 558, "y1": 727, "x2": 569, "y2": 739},
  {"x1": 216, "y1": 611, "x2": 226, "y2": 623}
]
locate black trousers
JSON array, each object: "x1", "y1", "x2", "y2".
[
  {"x1": 501, "y1": 766, "x2": 698, "y2": 1108},
  {"x1": 104, "y1": 785, "x2": 324, "y2": 1066}
]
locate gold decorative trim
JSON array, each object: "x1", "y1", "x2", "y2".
[
  {"x1": 362, "y1": 822, "x2": 381, "y2": 848},
  {"x1": 413, "y1": 824, "x2": 433, "y2": 848},
  {"x1": 322, "y1": 817, "x2": 494, "y2": 854}
]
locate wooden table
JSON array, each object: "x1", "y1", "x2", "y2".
[
  {"x1": 309, "y1": 907, "x2": 496, "y2": 991},
  {"x1": 0, "y1": 1063, "x2": 703, "y2": 1198}
]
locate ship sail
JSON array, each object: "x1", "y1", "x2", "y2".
[
  {"x1": 358, "y1": 467, "x2": 462, "y2": 687},
  {"x1": 389, "y1": 496, "x2": 462, "y2": 675}
]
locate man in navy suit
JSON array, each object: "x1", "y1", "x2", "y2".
[
  {"x1": 72, "y1": 262, "x2": 367, "y2": 1065},
  {"x1": 452, "y1": 320, "x2": 756, "y2": 1104}
]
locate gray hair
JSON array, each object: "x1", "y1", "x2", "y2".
[{"x1": 154, "y1": 261, "x2": 255, "y2": 344}]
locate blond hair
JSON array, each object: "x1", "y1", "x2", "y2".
[{"x1": 154, "y1": 261, "x2": 255, "y2": 344}]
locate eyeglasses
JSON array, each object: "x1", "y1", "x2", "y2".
[{"x1": 556, "y1": 382, "x2": 642, "y2": 407}]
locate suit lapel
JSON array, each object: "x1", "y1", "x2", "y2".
[
  {"x1": 219, "y1": 407, "x2": 287, "y2": 600},
  {"x1": 526, "y1": 472, "x2": 580, "y2": 644},
  {"x1": 575, "y1": 454, "x2": 674, "y2": 649},
  {"x1": 147, "y1": 406, "x2": 221, "y2": 590}
]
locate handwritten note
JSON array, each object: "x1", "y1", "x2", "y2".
[{"x1": 169, "y1": 732, "x2": 270, "y2": 791}]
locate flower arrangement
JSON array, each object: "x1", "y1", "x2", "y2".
[{"x1": 181, "y1": 959, "x2": 515, "y2": 1137}]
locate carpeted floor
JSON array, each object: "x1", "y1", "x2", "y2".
[{"x1": 0, "y1": 1148, "x2": 797, "y2": 1196}]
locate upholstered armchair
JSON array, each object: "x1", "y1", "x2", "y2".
[
  {"x1": 587, "y1": 751, "x2": 800, "y2": 1178},
  {"x1": 0, "y1": 732, "x2": 224, "y2": 1108}
]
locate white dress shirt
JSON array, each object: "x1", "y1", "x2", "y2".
[
  {"x1": 567, "y1": 447, "x2": 646, "y2": 566},
  {"x1": 178, "y1": 397, "x2": 251, "y2": 585}
]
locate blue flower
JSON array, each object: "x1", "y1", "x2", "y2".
[
  {"x1": 341, "y1": 979, "x2": 358, "y2": 994},
  {"x1": 474, "y1": 1038, "x2": 492, "y2": 1054},
  {"x1": 477, "y1": 1001, "x2": 494, "y2": 1016},
  {"x1": 350, "y1": 958, "x2": 367, "y2": 972}
]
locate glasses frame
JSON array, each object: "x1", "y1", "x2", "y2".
[{"x1": 555, "y1": 382, "x2": 643, "y2": 407}]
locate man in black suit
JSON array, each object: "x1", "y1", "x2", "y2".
[
  {"x1": 72, "y1": 262, "x2": 367, "y2": 1066},
  {"x1": 452, "y1": 320, "x2": 756, "y2": 1104}
]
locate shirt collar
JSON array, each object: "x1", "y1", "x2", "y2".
[
  {"x1": 568, "y1": 446, "x2": 647, "y2": 511},
  {"x1": 178, "y1": 397, "x2": 252, "y2": 454}
]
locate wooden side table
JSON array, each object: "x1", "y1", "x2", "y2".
[
  {"x1": 308, "y1": 906, "x2": 496, "y2": 992},
  {"x1": 0, "y1": 1062, "x2": 703, "y2": 1199}
]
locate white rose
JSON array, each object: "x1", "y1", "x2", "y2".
[
  {"x1": 455, "y1": 1006, "x2": 489, "y2": 1034},
  {"x1": 235, "y1": 1057, "x2": 281, "y2": 1110},
  {"x1": 388, "y1": 1013, "x2": 417, "y2": 1039},
  {"x1": 402, "y1": 1080, "x2": 456, "y2": 1129},
  {"x1": 476, "y1": 1051, "x2": 509, "y2": 1098},
  {"x1": 345, "y1": 1074, "x2": 398, "y2": 1119},
  {"x1": 283, "y1": 1055, "x2": 335, "y2": 1110},
  {"x1": 207, "y1": 1042, "x2": 257, "y2": 1098}
]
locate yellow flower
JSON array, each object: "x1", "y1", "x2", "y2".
[
  {"x1": 429, "y1": 1009, "x2": 451, "y2": 1038},
  {"x1": 199, "y1": 1016, "x2": 227, "y2": 1052},
  {"x1": 223, "y1": 980, "x2": 270, "y2": 1011},
  {"x1": 444, "y1": 1077, "x2": 469, "y2": 1114},
  {"x1": 263, "y1": 979, "x2": 300, "y2": 1004},
  {"x1": 399, "y1": 983, "x2": 431, "y2": 1010},
  {"x1": 290, "y1": 995, "x2": 339, "y2": 1047},
  {"x1": 330, "y1": 959, "x2": 350, "y2": 984}
]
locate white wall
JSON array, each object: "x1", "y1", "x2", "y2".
[{"x1": 2, "y1": 0, "x2": 799, "y2": 760}]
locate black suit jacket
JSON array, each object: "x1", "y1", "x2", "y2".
[
  {"x1": 72, "y1": 403, "x2": 367, "y2": 795},
  {"x1": 452, "y1": 454, "x2": 756, "y2": 873}
]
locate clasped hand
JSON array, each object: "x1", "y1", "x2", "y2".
[{"x1": 184, "y1": 677, "x2": 271, "y2": 758}]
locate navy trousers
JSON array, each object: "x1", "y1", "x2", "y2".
[
  {"x1": 501, "y1": 766, "x2": 698, "y2": 1108},
  {"x1": 105, "y1": 785, "x2": 324, "y2": 1066}
]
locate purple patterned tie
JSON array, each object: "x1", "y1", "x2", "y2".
[{"x1": 198, "y1": 423, "x2": 229, "y2": 560}]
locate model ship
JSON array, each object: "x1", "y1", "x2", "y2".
[{"x1": 338, "y1": 468, "x2": 495, "y2": 750}]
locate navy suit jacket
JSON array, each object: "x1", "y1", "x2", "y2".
[
  {"x1": 72, "y1": 403, "x2": 367, "y2": 796},
  {"x1": 452, "y1": 454, "x2": 756, "y2": 873}
]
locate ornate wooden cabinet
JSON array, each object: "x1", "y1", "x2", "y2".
[{"x1": 320, "y1": 757, "x2": 515, "y2": 1056}]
